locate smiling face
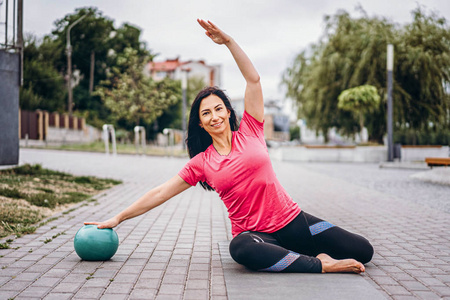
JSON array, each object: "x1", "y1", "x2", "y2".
[{"x1": 199, "y1": 94, "x2": 231, "y2": 136}]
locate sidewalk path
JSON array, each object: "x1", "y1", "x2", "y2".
[{"x1": 0, "y1": 149, "x2": 448, "y2": 299}]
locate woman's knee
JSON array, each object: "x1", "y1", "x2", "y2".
[
  {"x1": 229, "y1": 233, "x2": 257, "y2": 265},
  {"x1": 357, "y1": 236, "x2": 374, "y2": 264},
  {"x1": 229, "y1": 232, "x2": 278, "y2": 270}
]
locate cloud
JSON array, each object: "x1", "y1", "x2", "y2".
[{"x1": 23, "y1": 0, "x2": 450, "y2": 99}]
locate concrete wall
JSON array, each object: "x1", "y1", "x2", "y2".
[
  {"x1": 0, "y1": 51, "x2": 19, "y2": 165},
  {"x1": 269, "y1": 145, "x2": 449, "y2": 163},
  {"x1": 45, "y1": 125, "x2": 101, "y2": 145},
  {"x1": 401, "y1": 146, "x2": 449, "y2": 162},
  {"x1": 269, "y1": 146, "x2": 387, "y2": 163}
]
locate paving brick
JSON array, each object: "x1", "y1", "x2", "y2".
[
  {"x1": 17, "y1": 286, "x2": 52, "y2": 298},
  {"x1": 0, "y1": 290, "x2": 18, "y2": 299},
  {"x1": 31, "y1": 276, "x2": 60, "y2": 287},
  {"x1": 140, "y1": 269, "x2": 164, "y2": 279},
  {"x1": 74, "y1": 287, "x2": 104, "y2": 299},
  {"x1": 61, "y1": 273, "x2": 90, "y2": 283},
  {"x1": 431, "y1": 285, "x2": 450, "y2": 296},
  {"x1": 112, "y1": 273, "x2": 139, "y2": 283},
  {"x1": 14, "y1": 149, "x2": 450, "y2": 300},
  {"x1": 100, "y1": 293, "x2": 128, "y2": 300},
  {"x1": 83, "y1": 277, "x2": 112, "y2": 288},
  {"x1": 184, "y1": 289, "x2": 209, "y2": 299},
  {"x1": 391, "y1": 296, "x2": 418, "y2": 300},
  {"x1": 187, "y1": 270, "x2": 209, "y2": 280},
  {"x1": 158, "y1": 283, "x2": 184, "y2": 295},
  {"x1": 154, "y1": 294, "x2": 182, "y2": 300},
  {"x1": 161, "y1": 274, "x2": 186, "y2": 285},
  {"x1": 129, "y1": 288, "x2": 157, "y2": 299},
  {"x1": 43, "y1": 292, "x2": 74, "y2": 300},
  {"x1": 383, "y1": 284, "x2": 413, "y2": 296},
  {"x1": 370, "y1": 275, "x2": 399, "y2": 285},
  {"x1": 26, "y1": 263, "x2": 53, "y2": 273},
  {"x1": 418, "y1": 276, "x2": 446, "y2": 287},
  {"x1": 51, "y1": 282, "x2": 83, "y2": 293},
  {"x1": 186, "y1": 279, "x2": 208, "y2": 289},
  {"x1": 105, "y1": 282, "x2": 133, "y2": 294},
  {"x1": 1, "y1": 278, "x2": 32, "y2": 291},
  {"x1": 13, "y1": 272, "x2": 41, "y2": 281},
  {"x1": 134, "y1": 277, "x2": 160, "y2": 289},
  {"x1": 413, "y1": 290, "x2": 442, "y2": 300},
  {"x1": 188, "y1": 263, "x2": 209, "y2": 271},
  {"x1": 44, "y1": 268, "x2": 70, "y2": 277},
  {"x1": 211, "y1": 282, "x2": 227, "y2": 296}
]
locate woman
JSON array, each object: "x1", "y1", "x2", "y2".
[{"x1": 86, "y1": 19, "x2": 373, "y2": 273}]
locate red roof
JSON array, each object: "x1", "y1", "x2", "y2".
[
  {"x1": 149, "y1": 58, "x2": 186, "y2": 72},
  {"x1": 149, "y1": 58, "x2": 206, "y2": 72}
]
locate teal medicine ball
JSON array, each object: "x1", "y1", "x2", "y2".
[{"x1": 74, "y1": 225, "x2": 119, "y2": 261}]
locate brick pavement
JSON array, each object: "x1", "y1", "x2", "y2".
[
  {"x1": 1, "y1": 149, "x2": 230, "y2": 300},
  {"x1": 278, "y1": 162, "x2": 450, "y2": 300},
  {"x1": 0, "y1": 149, "x2": 449, "y2": 299}
]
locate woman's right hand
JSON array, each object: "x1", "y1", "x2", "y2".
[
  {"x1": 197, "y1": 19, "x2": 231, "y2": 45},
  {"x1": 84, "y1": 216, "x2": 120, "y2": 229}
]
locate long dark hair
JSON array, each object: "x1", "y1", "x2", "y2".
[{"x1": 186, "y1": 86, "x2": 239, "y2": 191}]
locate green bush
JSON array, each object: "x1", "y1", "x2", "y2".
[
  {"x1": 0, "y1": 188, "x2": 27, "y2": 199},
  {"x1": 26, "y1": 193, "x2": 58, "y2": 208},
  {"x1": 63, "y1": 192, "x2": 89, "y2": 204},
  {"x1": 394, "y1": 127, "x2": 450, "y2": 145},
  {"x1": 0, "y1": 164, "x2": 68, "y2": 177}
]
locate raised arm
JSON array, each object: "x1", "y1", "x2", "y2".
[
  {"x1": 85, "y1": 175, "x2": 191, "y2": 229},
  {"x1": 198, "y1": 19, "x2": 264, "y2": 122}
]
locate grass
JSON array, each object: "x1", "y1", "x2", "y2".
[
  {"x1": 0, "y1": 164, "x2": 122, "y2": 240},
  {"x1": 30, "y1": 141, "x2": 188, "y2": 157}
]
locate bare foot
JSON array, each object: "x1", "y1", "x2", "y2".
[{"x1": 317, "y1": 253, "x2": 365, "y2": 274}]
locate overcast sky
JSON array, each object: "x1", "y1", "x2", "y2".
[{"x1": 17, "y1": 0, "x2": 450, "y2": 99}]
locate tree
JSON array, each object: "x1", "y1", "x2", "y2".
[
  {"x1": 338, "y1": 85, "x2": 380, "y2": 140},
  {"x1": 282, "y1": 6, "x2": 450, "y2": 143},
  {"x1": 283, "y1": 8, "x2": 393, "y2": 142},
  {"x1": 49, "y1": 7, "x2": 160, "y2": 129},
  {"x1": 95, "y1": 48, "x2": 180, "y2": 127},
  {"x1": 20, "y1": 35, "x2": 66, "y2": 111},
  {"x1": 395, "y1": 7, "x2": 450, "y2": 130},
  {"x1": 52, "y1": 7, "x2": 114, "y2": 85}
]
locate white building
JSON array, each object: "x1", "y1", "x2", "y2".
[{"x1": 146, "y1": 58, "x2": 221, "y2": 87}]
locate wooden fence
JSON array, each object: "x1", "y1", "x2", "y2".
[{"x1": 19, "y1": 109, "x2": 86, "y2": 140}]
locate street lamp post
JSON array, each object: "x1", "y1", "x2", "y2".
[
  {"x1": 66, "y1": 14, "x2": 88, "y2": 115},
  {"x1": 387, "y1": 44, "x2": 394, "y2": 162},
  {"x1": 181, "y1": 68, "x2": 191, "y2": 149}
]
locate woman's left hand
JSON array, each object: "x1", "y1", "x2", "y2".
[{"x1": 197, "y1": 19, "x2": 231, "y2": 45}]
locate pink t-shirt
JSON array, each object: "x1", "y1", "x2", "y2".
[{"x1": 178, "y1": 111, "x2": 301, "y2": 237}]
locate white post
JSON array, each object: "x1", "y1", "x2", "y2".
[
  {"x1": 102, "y1": 124, "x2": 109, "y2": 155},
  {"x1": 103, "y1": 124, "x2": 117, "y2": 155},
  {"x1": 141, "y1": 128, "x2": 146, "y2": 153},
  {"x1": 134, "y1": 126, "x2": 140, "y2": 154},
  {"x1": 163, "y1": 128, "x2": 174, "y2": 157},
  {"x1": 110, "y1": 126, "x2": 117, "y2": 156},
  {"x1": 134, "y1": 126, "x2": 146, "y2": 155}
]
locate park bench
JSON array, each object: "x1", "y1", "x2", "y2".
[{"x1": 425, "y1": 157, "x2": 450, "y2": 167}]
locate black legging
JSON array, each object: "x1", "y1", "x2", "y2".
[{"x1": 229, "y1": 211, "x2": 373, "y2": 273}]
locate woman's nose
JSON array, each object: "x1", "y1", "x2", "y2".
[{"x1": 211, "y1": 112, "x2": 219, "y2": 120}]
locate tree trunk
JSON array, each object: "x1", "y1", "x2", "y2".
[{"x1": 89, "y1": 51, "x2": 95, "y2": 94}]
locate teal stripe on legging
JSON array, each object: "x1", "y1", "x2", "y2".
[
  {"x1": 309, "y1": 221, "x2": 335, "y2": 236},
  {"x1": 258, "y1": 251, "x2": 300, "y2": 272}
]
